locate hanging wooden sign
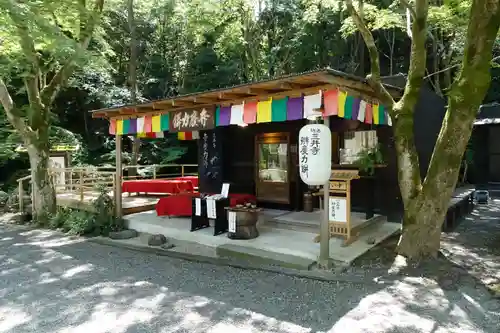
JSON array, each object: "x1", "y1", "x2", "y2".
[
  {"x1": 169, "y1": 107, "x2": 215, "y2": 132},
  {"x1": 329, "y1": 181, "x2": 347, "y2": 191}
]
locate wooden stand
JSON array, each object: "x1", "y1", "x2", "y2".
[
  {"x1": 314, "y1": 170, "x2": 360, "y2": 246},
  {"x1": 190, "y1": 197, "x2": 230, "y2": 236}
]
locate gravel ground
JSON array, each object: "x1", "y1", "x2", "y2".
[{"x1": 0, "y1": 210, "x2": 499, "y2": 332}]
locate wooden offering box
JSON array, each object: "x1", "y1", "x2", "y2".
[{"x1": 225, "y1": 206, "x2": 262, "y2": 240}]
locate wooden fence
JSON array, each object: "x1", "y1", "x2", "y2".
[{"x1": 16, "y1": 164, "x2": 198, "y2": 212}]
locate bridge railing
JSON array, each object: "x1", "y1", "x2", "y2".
[{"x1": 16, "y1": 164, "x2": 198, "y2": 212}]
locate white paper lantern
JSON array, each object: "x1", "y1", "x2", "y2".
[{"x1": 298, "y1": 124, "x2": 332, "y2": 185}]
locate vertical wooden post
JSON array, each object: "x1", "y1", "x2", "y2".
[
  {"x1": 18, "y1": 180, "x2": 24, "y2": 213},
  {"x1": 153, "y1": 165, "x2": 157, "y2": 179},
  {"x1": 115, "y1": 134, "x2": 123, "y2": 218},
  {"x1": 79, "y1": 170, "x2": 84, "y2": 201},
  {"x1": 319, "y1": 116, "x2": 331, "y2": 269},
  {"x1": 181, "y1": 165, "x2": 185, "y2": 177},
  {"x1": 346, "y1": 181, "x2": 352, "y2": 240}
]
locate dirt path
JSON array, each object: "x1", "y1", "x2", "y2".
[{"x1": 441, "y1": 200, "x2": 500, "y2": 295}]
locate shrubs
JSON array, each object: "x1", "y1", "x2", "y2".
[{"x1": 48, "y1": 185, "x2": 124, "y2": 236}]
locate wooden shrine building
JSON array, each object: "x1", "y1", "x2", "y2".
[{"x1": 91, "y1": 69, "x2": 447, "y2": 222}]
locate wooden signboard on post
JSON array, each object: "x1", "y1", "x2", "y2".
[{"x1": 314, "y1": 169, "x2": 360, "y2": 246}]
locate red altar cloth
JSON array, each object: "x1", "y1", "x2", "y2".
[
  {"x1": 156, "y1": 193, "x2": 199, "y2": 217},
  {"x1": 122, "y1": 179, "x2": 194, "y2": 194},
  {"x1": 155, "y1": 192, "x2": 257, "y2": 217},
  {"x1": 175, "y1": 176, "x2": 199, "y2": 188}
]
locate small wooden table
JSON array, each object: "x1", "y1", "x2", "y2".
[{"x1": 225, "y1": 207, "x2": 261, "y2": 240}]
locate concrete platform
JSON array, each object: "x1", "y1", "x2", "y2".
[
  {"x1": 124, "y1": 210, "x2": 400, "y2": 266},
  {"x1": 266, "y1": 210, "x2": 384, "y2": 233}
]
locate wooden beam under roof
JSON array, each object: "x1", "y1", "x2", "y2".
[
  {"x1": 91, "y1": 69, "x2": 403, "y2": 119},
  {"x1": 314, "y1": 72, "x2": 401, "y2": 97},
  {"x1": 277, "y1": 81, "x2": 307, "y2": 90},
  {"x1": 100, "y1": 82, "x2": 385, "y2": 119},
  {"x1": 190, "y1": 96, "x2": 220, "y2": 104}
]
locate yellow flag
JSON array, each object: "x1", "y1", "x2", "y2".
[
  {"x1": 152, "y1": 115, "x2": 161, "y2": 132},
  {"x1": 337, "y1": 91, "x2": 347, "y2": 118},
  {"x1": 257, "y1": 99, "x2": 272, "y2": 123},
  {"x1": 373, "y1": 104, "x2": 380, "y2": 124},
  {"x1": 116, "y1": 120, "x2": 124, "y2": 135}
]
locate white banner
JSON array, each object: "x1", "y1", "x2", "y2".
[
  {"x1": 329, "y1": 197, "x2": 347, "y2": 223},
  {"x1": 206, "y1": 199, "x2": 217, "y2": 219},
  {"x1": 195, "y1": 198, "x2": 201, "y2": 216},
  {"x1": 228, "y1": 211, "x2": 236, "y2": 232}
]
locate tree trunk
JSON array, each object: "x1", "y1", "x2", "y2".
[
  {"x1": 397, "y1": 0, "x2": 500, "y2": 258},
  {"x1": 26, "y1": 134, "x2": 56, "y2": 221},
  {"x1": 128, "y1": 0, "x2": 140, "y2": 175},
  {"x1": 346, "y1": 0, "x2": 500, "y2": 261},
  {"x1": 397, "y1": 200, "x2": 442, "y2": 258}
]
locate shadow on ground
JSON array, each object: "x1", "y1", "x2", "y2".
[{"x1": 0, "y1": 207, "x2": 499, "y2": 333}]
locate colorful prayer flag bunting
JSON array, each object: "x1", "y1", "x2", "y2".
[
  {"x1": 323, "y1": 90, "x2": 338, "y2": 117},
  {"x1": 243, "y1": 101, "x2": 257, "y2": 124},
  {"x1": 271, "y1": 97, "x2": 287, "y2": 122},
  {"x1": 351, "y1": 97, "x2": 361, "y2": 121},
  {"x1": 109, "y1": 119, "x2": 116, "y2": 135},
  {"x1": 230, "y1": 104, "x2": 244, "y2": 125},
  {"x1": 344, "y1": 95, "x2": 354, "y2": 120},
  {"x1": 161, "y1": 113, "x2": 170, "y2": 131},
  {"x1": 303, "y1": 92, "x2": 322, "y2": 119},
  {"x1": 137, "y1": 131, "x2": 168, "y2": 139},
  {"x1": 137, "y1": 117, "x2": 145, "y2": 134},
  {"x1": 365, "y1": 103, "x2": 373, "y2": 124},
  {"x1": 108, "y1": 88, "x2": 394, "y2": 136},
  {"x1": 129, "y1": 118, "x2": 137, "y2": 134},
  {"x1": 144, "y1": 116, "x2": 152, "y2": 133},
  {"x1": 177, "y1": 131, "x2": 200, "y2": 140},
  {"x1": 337, "y1": 91, "x2": 347, "y2": 118},
  {"x1": 257, "y1": 99, "x2": 272, "y2": 123},
  {"x1": 372, "y1": 104, "x2": 380, "y2": 125},
  {"x1": 378, "y1": 105, "x2": 386, "y2": 125},
  {"x1": 286, "y1": 96, "x2": 303, "y2": 120},
  {"x1": 152, "y1": 115, "x2": 161, "y2": 132},
  {"x1": 216, "y1": 106, "x2": 231, "y2": 126},
  {"x1": 358, "y1": 100, "x2": 367, "y2": 122},
  {"x1": 117, "y1": 120, "x2": 124, "y2": 134}
]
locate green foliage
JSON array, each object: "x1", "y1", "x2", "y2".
[
  {"x1": 355, "y1": 144, "x2": 384, "y2": 176},
  {"x1": 48, "y1": 185, "x2": 123, "y2": 236},
  {"x1": 90, "y1": 184, "x2": 123, "y2": 236},
  {"x1": 340, "y1": 4, "x2": 404, "y2": 38},
  {"x1": 49, "y1": 206, "x2": 72, "y2": 229}
]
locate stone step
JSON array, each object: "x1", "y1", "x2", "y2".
[
  {"x1": 263, "y1": 217, "x2": 320, "y2": 233},
  {"x1": 215, "y1": 244, "x2": 315, "y2": 270},
  {"x1": 264, "y1": 213, "x2": 388, "y2": 235}
]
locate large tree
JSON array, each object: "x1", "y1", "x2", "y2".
[
  {"x1": 0, "y1": 0, "x2": 105, "y2": 220},
  {"x1": 345, "y1": 0, "x2": 500, "y2": 259}
]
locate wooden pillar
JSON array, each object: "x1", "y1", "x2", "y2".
[
  {"x1": 115, "y1": 134, "x2": 123, "y2": 218},
  {"x1": 319, "y1": 116, "x2": 331, "y2": 269}
]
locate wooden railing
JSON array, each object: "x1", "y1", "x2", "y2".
[
  {"x1": 16, "y1": 164, "x2": 198, "y2": 212},
  {"x1": 16, "y1": 168, "x2": 117, "y2": 212},
  {"x1": 121, "y1": 163, "x2": 198, "y2": 180}
]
